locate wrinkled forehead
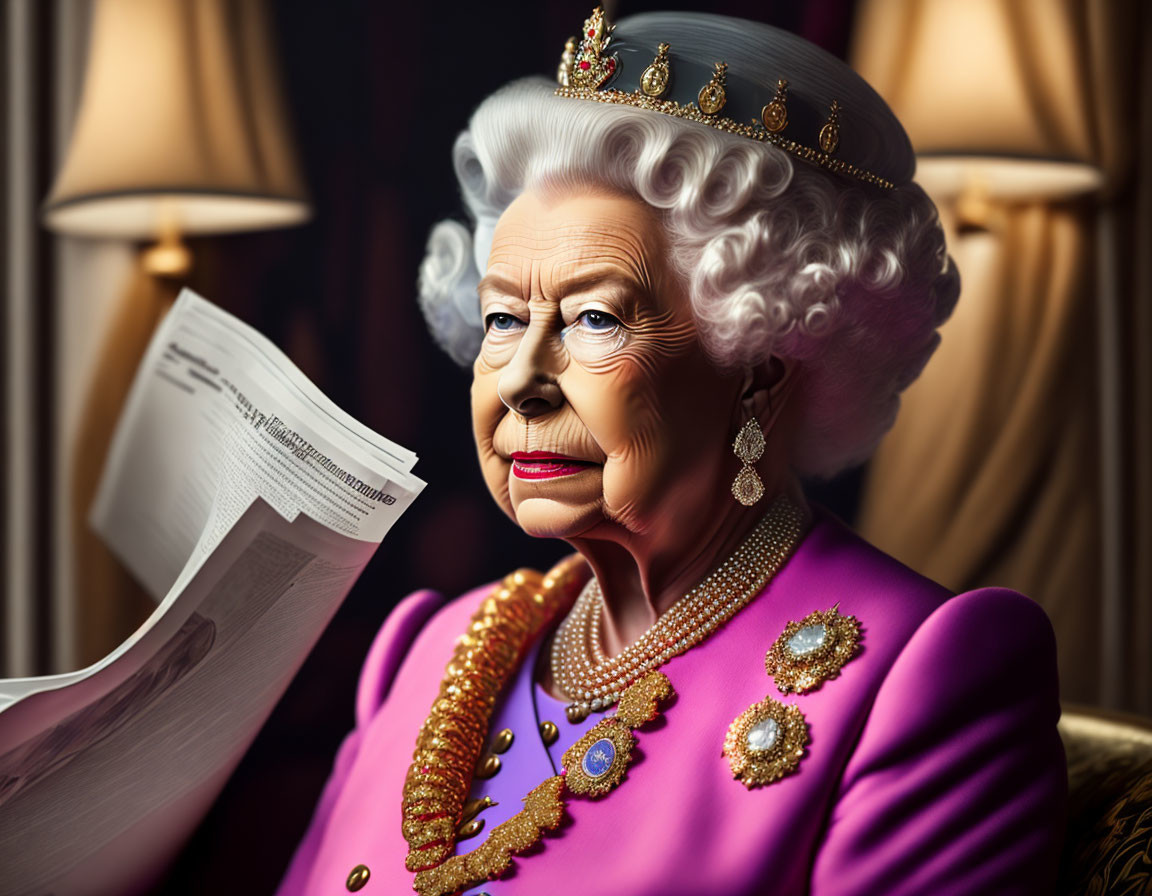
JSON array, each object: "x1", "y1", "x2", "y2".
[{"x1": 481, "y1": 188, "x2": 668, "y2": 300}]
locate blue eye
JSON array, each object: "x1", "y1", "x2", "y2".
[
  {"x1": 485, "y1": 312, "x2": 524, "y2": 332},
  {"x1": 577, "y1": 310, "x2": 620, "y2": 332}
]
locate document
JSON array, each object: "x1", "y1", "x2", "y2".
[{"x1": 0, "y1": 289, "x2": 425, "y2": 896}]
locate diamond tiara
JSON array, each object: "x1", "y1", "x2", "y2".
[{"x1": 555, "y1": 6, "x2": 895, "y2": 191}]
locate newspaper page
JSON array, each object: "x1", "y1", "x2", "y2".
[
  {"x1": 91, "y1": 286, "x2": 422, "y2": 604},
  {"x1": 0, "y1": 290, "x2": 425, "y2": 896}
]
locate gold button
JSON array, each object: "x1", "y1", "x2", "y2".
[
  {"x1": 456, "y1": 817, "x2": 486, "y2": 840},
  {"x1": 461, "y1": 795, "x2": 496, "y2": 824},
  {"x1": 492, "y1": 727, "x2": 515, "y2": 753},
  {"x1": 474, "y1": 754, "x2": 501, "y2": 779},
  {"x1": 539, "y1": 720, "x2": 559, "y2": 745},
  {"x1": 566, "y1": 704, "x2": 589, "y2": 724},
  {"x1": 346, "y1": 864, "x2": 370, "y2": 891}
]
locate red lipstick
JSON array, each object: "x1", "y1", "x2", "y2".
[{"x1": 510, "y1": 451, "x2": 595, "y2": 480}]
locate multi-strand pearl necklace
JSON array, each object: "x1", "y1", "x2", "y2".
[{"x1": 551, "y1": 497, "x2": 807, "y2": 721}]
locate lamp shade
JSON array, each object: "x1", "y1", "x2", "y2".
[
  {"x1": 43, "y1": 0, "x2": 309, "y2": 239},
  {"x1": 852, "y1": 0, "x2": 1105, "y2": 201}
]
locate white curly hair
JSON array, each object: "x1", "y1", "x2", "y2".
[{"x1": 419, "y1": 22, "x2": 958, "y2": 479}]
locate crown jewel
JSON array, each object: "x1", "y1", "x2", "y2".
[
  {"x1": 761, "y1": 79, "x2": 789, "y2": 133},
  {"x1": 562, "y1": 6, "x2": 618, "y2": 91},
  {"x1": 640, "y1": 43, "x2": 671, "y2": 98},
  {"x1": 698, "y1": 62, "x2": 728, "y2": 116},
  {"x1": 819, "y1": 100, "x2": 841, "y2": 154},
  {"x1": 554, "y1": 7, "x2": 894, "y2": 190}
]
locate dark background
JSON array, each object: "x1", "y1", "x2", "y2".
[{"x1": 159, "y1": 1, "x2": 861, "y2": 890}]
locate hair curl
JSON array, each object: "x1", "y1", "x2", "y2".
[{"x1": 418, "y1": 78, "x2": 959, "y2": 478}]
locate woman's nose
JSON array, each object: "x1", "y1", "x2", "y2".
[{"x1": 497, "y1": 327, "x2": 565, "y2": 418}]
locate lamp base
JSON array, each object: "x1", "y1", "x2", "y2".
[{"x1": 142, "y1": 230, "x2": 192, "y2": 277}]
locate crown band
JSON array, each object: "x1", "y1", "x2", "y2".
[
  {"x1": 555, "y1": 85, "x2": 894, "y2": 190},
  {"x1": 555, "y1": 7, "x2": 895, "y2": 191}
]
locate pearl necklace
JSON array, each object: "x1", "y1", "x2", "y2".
[{"x1": 551, "y1": 497, "x2": 806, "y2": 721}]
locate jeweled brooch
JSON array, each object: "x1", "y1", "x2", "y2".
[
  {"x1": 765, "y1": 604, "x2": 862, "y2": 694},
  {"x1": 723, "y1": 695, "x2": 809, "y2": 788},
  {"x1": 412, "y1": 671, "x2": 674, "y2": 896},
  {"x1": 563, "y1": 720, "x2": 637, "y2": 797},
  {"x1": 562, "y1": 671, "x2": 672, "y2": 798}
]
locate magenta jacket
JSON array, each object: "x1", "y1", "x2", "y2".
[{"x1": 276, "y1": 509, "x2": 1066, "y2": 895}]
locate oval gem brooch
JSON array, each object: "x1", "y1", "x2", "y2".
[
  {"x1": 723, "y1": 695, "x2": 809, "y2": 787},
  {"x1": 765, "y1": 604, "x2": 861, "y2": 694}
]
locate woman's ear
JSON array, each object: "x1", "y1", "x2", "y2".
[{"x1": 740, "y1": 356, "x2": 799, "y2": 432}]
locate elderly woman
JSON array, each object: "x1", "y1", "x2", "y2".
[{"x1": 277, "y1": 9, "x2": 1065, "y2": 896}]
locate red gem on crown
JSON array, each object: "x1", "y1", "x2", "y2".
[{"x1": 566, "y1": 6, "x2": 619, "y2": 91}]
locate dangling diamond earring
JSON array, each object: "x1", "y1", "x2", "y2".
[{"x1": 731, "y1": 418, "x2": 766, "y2": 506}]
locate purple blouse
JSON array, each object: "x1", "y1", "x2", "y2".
[{"x1": 454, "y1": 636, "x2": 611, "y2": 896}]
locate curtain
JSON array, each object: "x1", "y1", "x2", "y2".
[
  {"x1": 3, "y1": 0, "x2": 55, "y2": 677},
  {"x1": 1, "y1": 0, "x2": 154, "y2": 676},
  {"x1": 852, "y1": 0, "x2": 1149, "y2": 709},
  {"x1": 856, "y1": 205, "x2": 1102, "y2": 702}
]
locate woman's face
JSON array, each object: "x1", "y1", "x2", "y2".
[{"x1": 471, "y1": 187, "x2": 748, "y2": 543}]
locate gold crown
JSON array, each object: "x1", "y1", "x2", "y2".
[{"x1": 555, "y1": 7, "x2": 894, "y2": 191}]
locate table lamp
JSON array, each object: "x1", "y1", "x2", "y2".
[
  {"x1": 42, "y1": 0, "x2": 309, "y2": 274},
  {"x1": 853, "y1": 0, "x2": 1104, "y2": 229}
]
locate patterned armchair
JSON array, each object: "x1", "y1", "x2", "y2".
[{"x1": 1058, "y1": 706, "x2": 1152, "y2": 894}]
